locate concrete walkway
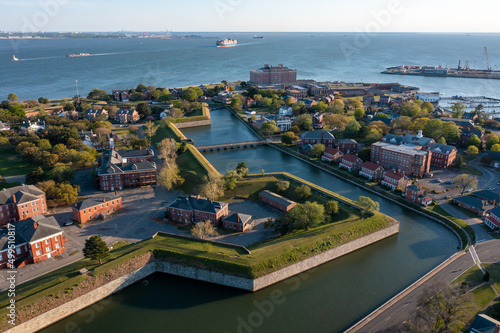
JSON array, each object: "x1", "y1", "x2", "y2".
[{"x1": 439, "y1": 202, "x2": 493, "y2": 243}]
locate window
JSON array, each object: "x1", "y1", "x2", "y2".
[
  {"x1": 56, "y1": 243, "x2": 60, "y2": 249},
  {"x1": 46, "y1": 247, "x2": 51, "y2": 252},
  {"x1": 45, "y1": 239, "x2": 49, "y2": 244},
  {"x1": 55, "y1": 236, "x2": 59, "y2": 241},
  {"x1": 36, "y1": 250, "x2": 41, "y2": 256},
  {"x1": 35, "y1": 243, "x2": 40, "y2": 248}
]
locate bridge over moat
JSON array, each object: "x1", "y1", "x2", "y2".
[{"x1": 196, "y1": 141, "x2": 267, "y2": 152}]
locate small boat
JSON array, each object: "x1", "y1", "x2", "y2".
[
  {"x1": 66, "y1": 53, "x2": 91, "y2": 57},
  {"x1": 253, "y1": 35, "x2": 264, "y2": 39},
  {"x1": 216, "y1": 39, "x2": 237, "y2": 47},
  {"x1": 12, "y1": 55, "x2": 19, "y2": 61}
]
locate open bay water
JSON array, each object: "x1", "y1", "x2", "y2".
[
  {"x1": 2, "y1": 33, "x2": 500, "y2": 100},
  {"x1": 41, "y1": 109, "x2": 459, "y2": 333}
]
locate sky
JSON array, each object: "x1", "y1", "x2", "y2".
[{"x1": 0, "y1": 0, "x2": 499, "y2": 33}]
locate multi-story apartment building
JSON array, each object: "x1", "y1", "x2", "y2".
[
  {"x1": 0, "y1": 215, "x2": 65, "y2": 269},
  {"x1": 97, "y1": 149, "x2": 157, "y2": 191},
  {"x1": 84, "y1": 109, "x2": 108, "y2": 121},
  {"x1": 116, "y1": 109, "x2": 139, "y2": 124},
  {"x1": 300, "y1": 130, "x2": 336, "y2": 148},
  {"x1": 359, "y1": 161, "x2": 384, "y2": 180},
  {"x1": 381, "y1": 170, "x2": 410, "y2": 190},
  {"x1": 340, "y1": 154, "x2": 363, "y2": 172},
  {"x1": 338, "y1": 139, "x2": 359, "y2": 155},
  {"x1": 404, "y1": 185, "x2": 432, "y2": 206},
  {"x1": 250, "y1": 64, "x2": 297, "y2": 85},
  {"x1": 0, "y1": 185, "x2": 47, "y2": 226},
  {"x1": 371, "y1": 142, "x2": 431, "y2": 176},
  {"x1": 72, "y1": 196, "x2": 122, "y2": 224}
]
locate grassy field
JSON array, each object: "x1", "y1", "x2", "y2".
[
  {"x1": 176, "y1": 149, "x2": 207, "y2": 194},
  {"x1": 0, "y1": 148, "x2": 36, "y2": 177},
  {"x1": 461, "y1": 154, "x2": 483, "y2": 177}
]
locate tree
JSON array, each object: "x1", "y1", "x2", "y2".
[
  {"x1": 157, "y1": 162, "x2": 184, "y2": 190},
  {"x1": 295, "y1": 185, "x2": 312, "y2": 199},
  {"x1": 52, "y1": 183, "x2": 79, "y2": 205},
  {"x1": 437, "y1": 137, "x2": 447, "y2": 145},
  {"x1": 235, "y1": 162, "x2": 248, "y2": 179},
  {"x1": 467, "y1": 134, "x2": 482, "y2": 149},
  {"x1": 392, "y1": 116, "x2": 412, "y2": 133},
  {"x1": 157, "y1": 138, "x2": 178, "y2": 161},
  {"x1": 276, "y1": 180, "x2": 290, "y2": 192},
  {"x1": 260, "y1": 121, "x2": 279, "y2": 135},
  {"x1": 454, "y1": 154, "x2": 464, "y2": 169},
  {"x1": 47, "y1": 164, "x2": 75, "y2": 183},
  {"x1": 26, "y1": 167, "x2": 45, "y2": 185},
  {"x1": 63, "y1": 102, "x2": 75, "y2": 111},
  {"x1": 357, "y1": 196, "x2": 379, "y2": 219},
  {"x1": 492, "y1": 144, "x2": 500, "y2": 152},
  {"x1": 144, "y1": 121, "x2": 159, "y2": 145},
  {"x1": 358, "y1": 148, "x2": 371, "y2": 162},
  {"x1": 281, "y1": 131, "x2": 299, "y2": 144},
  {"x1": 480, "y1": 155, "x2": 492, "y2": 166},
  {"x1": 421, "y1": 102, "x2": 435, "y2": 114},
  {"x1": 136, "y1": 102, "x2": 151, "y2": 118},
  {"x1": 324, "y1": 114, "x2": 350, "y2": 131},
  {"x1": 296, "y1": 114, "x2": 313, "y2": 130},
  {"x1": 325, "y1": 200, "x2": 339, "y2": 215},
  {"x1": 455, "y1": 174, "x2": 478, "y2": 195},
  {"x1": 190, "y1": 220, "x2": 218, "y2": 239},
  {"x1": 310, "y1": 143, "x2": 325, "y2": 157},
  {"x1": 223, "y1": 170, "x2": 238, "y2": 190},
  {"x1": 442, "y1": 122, "x2": 462, "y2": 145},
  {"x1": 7, "y1": 93, "x2": 18, "y2": 102},
  {"x1": 400, "y1": 101, "x2": 422, "y2": 118},
  {"x1": 266, "y1": 202, "x2": 325, "y2": 234},
  {"x1": 200, "y1": 174, "x2": 224, "y2": 201},
  {"x1": 87, "y1": 89, "x2": 108, "y2": 100},
  {"x1": 467, "y1": 145, "x2": 479, "y2": 155},
  {"x1": 38, "y1": 97, "x2": 50, "y2": 104},
  {"x1": 344, "y1": 120, "x2": 361, "y2": 138},
  {"x1": 485, "y1": 135, "x2": 500, "y2": 150},
  {"x1": 354, "y1": 108, "x2": 365, "y2": 121},
  {"x1": 83, "y1": 235, "x2": 109, "y2": 264},
  {"x1": 451, "y1": 102, "x2": 466, "y2": 118},
  {"x1": 332, "y1": 99, "x2": 345, "y2": 113},
  {"x1": 37, "y1": 139, "x2": 52, "y2": 151},
  {"x1": 405, "y1": 282, "x2": 474, "y2": 333}
]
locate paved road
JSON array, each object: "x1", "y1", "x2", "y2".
[
  {"x1": 439, "y1": 202, "x2": 493, "y2": 243},
  {"x1": 351, "y1": 239, "x2": 500, "y2": 332},
  {"x1": 470, "y1": 157, "x2": 500, "y2": 189}
]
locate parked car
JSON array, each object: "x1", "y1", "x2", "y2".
[
  {"x1": 489, "y1": 187, "x2": 496, "y2": 191},
  {"x1": 445, "y1": 195, "x2": 452, "y2": 199},
  {"x1": 63, "y1": 221, "x2": 74, "y2": 226},
  {"x1": 436, "y1": 178, "x2": 441, "y2": 183}
]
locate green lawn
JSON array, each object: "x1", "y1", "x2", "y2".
[
  {"x1": 461, "y1": 154, "x2": 483, "y2": 177},
  {"x1": 0, "y1": 148, "x2": 36, "y2": 177},
  {"x1": 455, "y1": 265, "x2": 485, "y2": 288},
  {"x1": 472, "y1": 284, "x2": 497, "y2": 309},
  {"x1": 483, "y1": 263, "x2": 500, "y2": 291},
  {"x1": 176, "y1": 149, "x2": 207, "y2": 194},
  {"x1": 429, "y1": 204, "x2": 476, "y2": 243}
]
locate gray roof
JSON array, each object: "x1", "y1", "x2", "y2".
[
  {"x1": 168, "y1": 195, "x2": 228, "y2": 214},
  {"x1": 483, "y1": 150, "x2": 500, "y2": 162},
  {"x1": 454, "y1": 196, "x2": 485, "y2": 210},
  {"x1": 0, "y1": 215, "x2": 62, "y2": 251},
  {"x1": 0, "y1": 121, "x2": 10, "y2": 130},
  {"x1": 0, "y1": 185, "x2": 44, "y2": 205},
  {"x1": 223, "y1": 213, "x2": 252, "y2": 225},
  {"x1": 440, "y1": 117, "x2": 474, "y2": 127},
  {"x1": 469, "y1": 314, "x2": 500, "y2": 333},
  {"x1": 383, "y1": 134, "x2": 404, "y2": 145},
  {"x1": 429, "y1": 143, "x2": 456, "y2": 155},
  {"x1": 403, "y1": 134, "x2": 434, "y2": 147},
  {"x1": 301, "y1": 130, "x2": 335, "y2": 140},
  {"x1": 472, "y1": 190, "x2": 500, "y2": 203},
  {"x1": 259, "y1": 190, "x2": 296, "y2": 208},
  {"x1": 74, "y1": 195, "x2": 121, "y2": 211},
  {"x1": 338, "y1": 139, "x2": 358, "y2": 144},
  {"x1": 98, "y1": 161, "x2": 156, "y2": 176},
  {"x1": 116, "y1": 109, "x2": 136, "y2": 115}
]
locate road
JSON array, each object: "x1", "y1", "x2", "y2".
[
  {"x1": 439, "y1": 202, "x2": 493, "y2": 243},
  {"x1": 470, "y1": 157, "x2": 500, "y2": 189},
  {"x1": 351, "y1": 239, "x2": 500, "y2": 332}
]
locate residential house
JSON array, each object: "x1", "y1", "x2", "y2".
[
  {"x1": 363, "y1": 95, "x2": 375, "y2": 105},
  {"x1": 264, "y1": 115, "x2": 292, "y2": 132},
  {"x1": 485, "y1": 207, "x2": 500, "y2": 230},
  {"x1": 381, "y1": 170, "x2": 410, "y2": 190},
  {"x1": 404, "y1": 185, "x2": 432, "y2": 206},
  {"x1": 359, "y1": 161, "x2": 384, "y2": 180},
  {"x1": 0, "y1": 215, "x2": 65, "y2": 269},
  {"x1": 160, "y1": 110, "x2": 169, "y2": 119},
  {"x1": 72, "y1": 196, "x2": 122, "y2": 224},
  {"x1": 222, "y1": 213, "x2": 252, "y2": 232},
  {"x1": 462, "y1": 112, "x2": 479, "y2": 122},
  {"x1": 300, "y1": 130, "x2": 336, "y2": 147},
  {"x1": 116, "y1": 109, "x2": 139, "y2": 124},
  {"x1": 322, "y1": 147, "x2": 343, "y2": 163},
  {"x1": 97, "y1": 149, "x2": 157, "y2": 191},
  {"x1": 0, "y1": 121, "x2": 10, "y2": 131},
  {"x1": 112, "y1": 90, "x2": 130, "y2": 102},
  {"x1": 167, "y1": 195, "x2": 229, "y2": 226},
  {"x1": 85, "y1": 109, "x2": 109, "y2": 121},
  {"x1": 19, "y1": 121, "x2": 45, "y2": 134},
  {"x1": 340, "y1": 154, "x2": 362, "y2": 172},
  {"x1": 0, "y1": 185, "x2": 47, "y2": 226},
  {"x1": 259, "y1": 190, "x2": 297, "y2": 213},
  {"x1": 481, "y1": 150, "x2": 500, "y2": 168},
  {"x1": 279, "y1": 106, "x2": 293, "y2": 116},
  {"x1": 379, "y1": 95, "x2": 391, "y2": 105},
  {"x1": 453, "y1": 196, "x2": 492, "y2": 217},
  {"x1": 214, "y1": 91, "x2": 233, "y2": 104},
  {"x1": 338, "y1": 139, "x2": 358, "y2": 155},
  {"x1": 312, "y1": 113, "x2": 324, "y2": 129},
  {"x1": 460, "y1": 127, "x2": 484, "y2": 147},
  {"x1": 472, "y1": 191, "x2": 500, "y2": 206}
]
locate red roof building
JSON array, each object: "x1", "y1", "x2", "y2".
[
  {"x1": 0, "y1": 185, "x2": 47, "y2": 226},
  {"x1": 381, "y1": 170, "x2": 410, "y2": 191},
  {"x1": 359, "y1": 161, "x2": 384, "y2": 180},
  {"x1": 485, "y1": 207, "x2": 500, "y2": 230},
  {"x1": 322, "y1": 147, "x2": 343, "y2": 163},
  {"x1": 72, "y1": 196, "x2": 122, "y2": 224},
  {"x1": 404, "y1": 185, "x2": 432, "y2": 206},
  {"x1": 339, "y1": 154, "x2": 363, "y2": 172}
]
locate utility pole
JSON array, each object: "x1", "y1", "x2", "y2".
[
  {"x1": 485, "y1": 47, "x2": 491, "y2": 71},
  {"x1": 75, "y1": 79, "x2": 80, "y2": 102}
]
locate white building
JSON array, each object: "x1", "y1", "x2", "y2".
[
  {"x1": 279, "y1": 106, "x2": 293, "y2": 116},
  {"x1": 416, "y1": 92, "x2": 440, "y2": 103}
]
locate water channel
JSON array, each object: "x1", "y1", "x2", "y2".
[{"x1": 41, "y1": 110, "x2": 460, "y2": 333}]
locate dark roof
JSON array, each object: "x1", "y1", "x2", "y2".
[
  {"x1": 362, "y1": 161, "x2": 382, "y2": 171},
  {"x1": 384, "y1": 170, "x2": 406, "y2": 181},
  {"x1": 370, "y1": 117, "x2": 392, "y2": 126},
  {"x1": 403, "y1": 134, "x2": 434, "y2": 147},
  {"x1": 489, "y1": 206, "x2": 500, "y2": 219},
  {"x1": 0, "y1": 185, "x2": 44, "y2": 205},
  {"x1": 342, "y1": 154, "x2": 361, "y2": 163},
  {"x1": 0, "y1": 215, "x2": 62, "y2": 251},
  {"x1": 483, "y1": 150, "x2": 500, "y2": 162},
  {"x1": 462, "y1": 112, "x2": 477, "y2": 120},
  {"x1": 440, "y1": 117, "x2": 474, "y2": 127},
  {"x1": 259, "y1": 190, "x2": 296, "y2": 208},
  {"x1": 472, "y1": 190, "x2": 500, "y2": 203},
  {"x1": 324, "y1": 147, "x2": 342, "y2": 155},
  {"x1": 469, "y1": 314, "x2": 500, "y2": 333},
  {"x1": 74, "y1": 195, "x2": 121, "y2": 211},
  {"x1": 116, "y1": 109, "x2": 136, "y2": 115},
  {"x1": 119, "y1": 149, "x2": 153, "y2": 158},
  {"x1": 407, "y1": 184, "x2": 421, "y2": 192},
  {"x1": 383, "y1": 134, "x2": 404, "y2": 145},
  {"x1": 338, "y1": 139, "x2": 358, "y2": 144},
  {"x1": 168, "y1": 195, "x2": 228, "y2": 214},
  {"x1": 429, "y1": 143, "x2": 456, "y2": 155},
  {"x1": 301, "y1": 130, "x2": 335, "y2": 140},
  {"x1": 454, "y1": 196, "x2": 485, "y2": 210},
  {"x1": 223, "y1": 213, "x2": 252, "y2": 225}
]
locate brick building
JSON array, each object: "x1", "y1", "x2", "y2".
[
  {"x1": 84, "y1": 109, "x2": 108, "y2": 121},
  {"x1": 112, "y1": 90, "x2": 130, "y2": 102},
  {"x1": 359, "y1": 161, "x2": 384, "y2": 180},
  {"x1": 259, "y1": 190, "x2": 296, "y2": 213},
  {"x1": 0, "y1": 215, "x2": 65, "y2": 269},
  {"x1": 404, "y1": 185, "x2": 432, "y2": 206},
  {"x1": 167, "y1": 195, "x2": 229, "y2": 226},
  {"x1": 340, "y1": 154, "x2": 363, "y2": 172},
  {"x1": 221, "y1": 213, "x2": 253, "y2": 232},
  {"x1": 300, "y1": 130, "x2": 335, "y2": 147},
  {"x1": 322, "y1": 147, "x2": 343, "y2": 163},
  {"x1": 250, "y1": 64, "x2": 297, "y2": 85},
  {"x1": 0, "y1": 185, "x2": 47, "y2": 226},
  {"x1": 371, "y1": 142, "x2": 431, "y2": 177},
  {"x1": 338, "y1": 139, "x2": 359, "y2": 155},
  {"x1": 98, "y1": 149, "x2": 157, "y2": 191},
  {"x1": 72, "y1": 196, "x2": 122, "y2": 224},
  {"x1": 428, "y1": 143, "x2": 457, "y2": 169},
  {"x1": 485, "y1": 207, "x2": 500, "y2": 230},
  {"x1": 381, "y1": 170, "x2": 410, "y2": 190},
  {"x1": 453, "y1": 196, "x2": 492, "y2": 217},
  {"x1": 116, "y1": 109, "x2": 139, "y2": 124}
]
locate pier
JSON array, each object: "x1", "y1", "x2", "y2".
[{"x1": 196, "y1": 141, "x2": 267, "y2": 152}]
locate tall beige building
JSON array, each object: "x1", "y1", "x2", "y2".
[{"x1": 250, "y1": 64, "x2": 297, "y2": 85}]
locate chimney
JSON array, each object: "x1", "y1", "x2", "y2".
[
  {"x1": 33, "y1": 222, "x2": 38, "y2": 229},
  {"x1": 115, "y1": 190, "x2": 118, "y2": 196},
  {"x1": 12, "y1": 195, "x2": 16, "y2": 204},
  {"x1": 103, "y1": 197, "x2": 106, "y2": 202},
  {"x1": 197, "y1": 195, "x2": 200, "y2": 200}
]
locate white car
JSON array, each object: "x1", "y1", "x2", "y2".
[
  {"x1": 489, "y1": 187, "x2": 496, "y2": 191},
  {"x1": 63, "y1": 221, "x2": 74, "y2": 226}
]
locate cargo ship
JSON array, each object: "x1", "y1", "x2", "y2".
[
  {"x1": 66, "y1": 53, "x2": 91, "y2": 57},
  {"x1": 253, "y1": 35, "x2": 264, "y2": 39},
  {"x1": 216, "y1": 39, "x2": 237, "y2": 47},
  {"x1": 382, "y1": 47, "x2": 500, "y2": 80}
]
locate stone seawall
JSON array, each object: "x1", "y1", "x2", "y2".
[
  {"x1": 174, "y1": 119, "x2": 211, "y2": 128},
  {"x1": 5, "y1": 262, "x2": 157, "y2": 333}
]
